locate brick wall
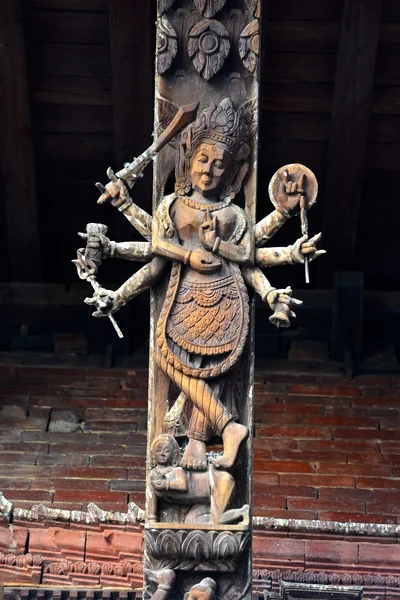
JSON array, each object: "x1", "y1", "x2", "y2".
[{"x1": 1, "y1": 358, "x2": 400, "y2": 525}]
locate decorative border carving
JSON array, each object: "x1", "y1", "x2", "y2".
[{"x1": 254, "y1": 569, "x2": 400, "y2": 589}]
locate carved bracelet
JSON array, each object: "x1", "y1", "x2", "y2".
[
  {"x1": 212, "y1": 237, "x2": 221, "y2": 253},
  {"x1": 118, "y1": 198, "x2": 133, "y2": 212},
  {"x1": 184, "y1": 250, "x2": 192, "y2": 265}
]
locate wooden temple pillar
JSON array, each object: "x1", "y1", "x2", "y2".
[{"x1": 75, "y1": 1, "x2": 322, "y2": 598}]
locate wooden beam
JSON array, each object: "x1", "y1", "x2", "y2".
[
  {"x1": 108, "y1": 0, "x2": 154, "y2": 168},
  {"x1": 0, "y1": 0, "x2": 41, "y2": 281},
  {"x1": 318, "y1": 0, "x2": 382, "y2": 287}
]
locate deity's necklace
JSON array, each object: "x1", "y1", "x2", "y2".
[
  {"x1": 181, "y1": 195, "x2": 232, "y2": 211},
  {"x1": 153, "y1": 464, "x2": 175, "y2": 476}
]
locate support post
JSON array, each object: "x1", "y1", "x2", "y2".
[{"x1": 0, "y1": 0, "x2": 41, "y2": 281}]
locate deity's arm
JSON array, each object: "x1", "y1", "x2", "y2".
[
  {"x1": 117, "y1": 198, "x2": 153, "y2": 241},
  {"x1": 255, "y1": 246, "x2": 296, "y2": 268},
  {"x1": 112, "y1": 241, "x2": 152, "y2": 262},
  {"x1": 167, "y1": 469, "x2": 188, "y2": 492},
  {"x1": 215, "y1": 236, "x2": 253, "y2": 266},
  {"x1": 241, "y1": 265, "x2": 275, "y2": 302},
  {"x1": 114, "y1": 256, "x2": 167, "y2": 307},
  {"x1": 255, "y1": 208, "x2": 289, "y2": 247}
]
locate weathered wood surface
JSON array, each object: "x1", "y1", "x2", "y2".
[
  {"x1": 0, "y1": 0, "x2": 41, "y2": 281},
  {"x1": 319, "y1": 0, "x2": 383, "y2": 286}
]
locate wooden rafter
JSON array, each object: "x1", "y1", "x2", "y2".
[
  {"x1": 0, "y1": 0, "x2": 41, "y2": 281},
  {"x1": 318, "y1": 0, "x2": 383, "y2": 287}
]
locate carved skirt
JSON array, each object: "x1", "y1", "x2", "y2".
[{"x1": 156, "y1": 262, "x2": 249, "y2": 380}]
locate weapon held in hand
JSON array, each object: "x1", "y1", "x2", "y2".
[
  {"x1": 72, "y1": 224, "x2": 124, "y2": 339},
  {"x1": 95, "y1": 102, "x2": 198, "y2": 203}
]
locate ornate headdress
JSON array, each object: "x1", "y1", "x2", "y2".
[{"x1": 175, "y1": 97, "x2": 255, "y2": 199}]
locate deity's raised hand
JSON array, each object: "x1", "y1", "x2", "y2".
[{"x1": 199, "y1": 208, "x2": 218, "y2": 250}]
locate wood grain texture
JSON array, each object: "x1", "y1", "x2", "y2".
[
  {"x1": 319, "y1": 0, "x2": 383, "y2": 286},
  {"x1": 0, "y1": 0, "x2": 41, "y2": 281}
]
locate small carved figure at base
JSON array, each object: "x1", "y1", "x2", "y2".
[
  {"x1": 185, "y1": 578, "x2": 217, "y2": 600},
  {"x1": 148, "y1": 434, "x2": 249, "y2": 525}
]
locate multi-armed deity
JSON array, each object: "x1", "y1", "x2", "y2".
[{"x1": 74, "y1": 1, "x2": 324, "y2": 598}]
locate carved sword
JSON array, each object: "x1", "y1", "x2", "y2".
[{"x1": 95, "y1": 102, "x2": 198, "y2": 202}]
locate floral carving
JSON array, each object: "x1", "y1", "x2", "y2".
[
  {"x1": 157, "y1": 16, "x2": 178, "y2": 75},
  {"x1": 245, "y1": 0, "x2": 261, "y2": 18},
  {"x1": 193, "y1": 0, "x2": 227, "y2": 18},
  {"x1": 239, "y1": 19, "x2": 260, "y2": 77},
  {"x1": 188, "y1": 19, "x2": 230, "y2": 80},
  {"x1": 158, "y1": 0, "x2": 177, "y2": 15}
]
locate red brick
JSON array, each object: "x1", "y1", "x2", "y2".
[
  {"x1": 0, "y1": 365, "x2": 17, "y2": 376},
  {"x1": 315, "y1": 463, "x2": 391, "y2": 476},
  {"x1": 356, "y1": 477, "x2": 400, "y2": 490},
  {"x1": 352, "y1": 397, "x2": 400, "y2": 408},
  {"x1": 2, "y1": 386, "x2": 62, "y2": 397},
  {"x1": 0, "y1": 453, "x2": 37, "y2": 464},
  {"x1": 90, "y1": 455, "x2": 146, "y2": 468},
  {"x1": 333, "y1": 429, "x2": 400, "y2": 440},
  {"x1": 18, "y1": 365, "x2": 84, "y2": 378},
  {"x1": 319, "y1": 487, "x2": 373, "y2": 501},
  {"x1": 378, "y1": 417, "x2": 400, "y2": 429},
  {"x1": 373, "y1": 490, "x2": 400, "y2": 502},
  {"x1": 266, "y1": 374, "x2": 317, "y2": 385},
  {"x1": 319, "y1": 511, "x2": 396, "y2": 524},
  {"x1": 0, "y1": 396, "x2": 29, "y2": 407},
  {"x1": 280, "y1": 474, "x2": 355, "y2": 487},
  {"x1": 0, "y1": 443, "x2": 49, "y2": 453},
  {"x1": 85, "y1": 421, "x2": 139, "y2": 432},
  {"x1": 104, "y1": 398, "x2": 147, "y2": 409},
  {"x1": 55, "y1": 490, "x2": 127, "y2": 503},
  {"x1": 347, "y1": 452, "x2": 394, "y2": 464},
  {"x1": 289, "y1": 385, "x2": 360, "y2": 397},
  {"x1": 282, "y1": 396, "x2": 351, "y2": 407},
  {"x1": 381, "y1": 442, "x2": 400, "y2": 454},
  {"x1": 22, "y1": 432, "x2": 91, "y2": 443},
  {"x1": 253, "y1": 509, "x2": 317, "y2": 520},
  {"x1": 267, "y1": 404, "x2": 323, "y2": 415},
  {"x1": 31, "y1": 478, "x2": 109, "y2": 491},
  {"x1": 0, "y1": 525, "x2": 28, "y2": 553},
  {"x1": 254, "y1": 439, "x2": 298, "y2": 451},
  {"x1": 359, "y1": 543, "x2": 400, "y2": 567},
  {"x1": 254, "y1": 393, "x2": 278, "y2": 404},
  {"x1": 258, "y1": 484, "x2": 318, "y2": 498},
  {"x1": 297, "y1": 440, "x2": 379, "y2": 452},
  {"x1": 354, "y1": 375, "x2": 391, "y2": 387},
  {"x1": 256, "y1": 426, "x2": 332, "y2": 440},
  {"x1": 270, "y1": 450, "x2": 347, "y2": 463},
  {"x1": 288, "y1": 498, "x2": 365, "y2": 513},
  {"x1": 84, "y1": 367, "x2": 131, "y2": 379},
  {"x1": 254, "y1": 495, "x2": 286, "y2": 509},
  {"x1": 37, "y1": 453, "x2": 90, "y2": 466},
  {"x1": 253, "y1": 460, "x2": 314, "y2": 473},
  {"x1": 63, "y1": 388, "x2": 136, "y2": 399},
  {"x1": 361, "y1": 387, "x2": 400, "y2": 398},
  {"x1": 305, "y1": 540, "x2": 358, "y2": 566},
  {"x1": 252, "y1": 473, "x2": 279, "y2": 486},
  {"x1": 86, "y1": 530, "x2": 142, "y2": 562},
  {"x1": 306, "y1": 416, "x2": 378, "y2": 428},
  {"x1": 2, "y1": 490, "x2": 53, "y2": 502},
  {"x1": 110, "y1": 480, "x2": 145, "y2": 492},
  {"x1": 0, "y1": 466, "x2": 50, "y2": 477},
  {"x1": 29, "y1": 527, "x2": 85, "y2": 561},
  {"x1": 51, "y1": 466, "x2": 128, "y2": 479},
  {"x1": 253, "y1": 536, "x2": 305, "y2": 565},
  {"x1": 367, "y1": 501, "x2": 400, "y2": 515},
  {"x1": 49, "y1": 443, "x2": 124, "y2": 454},
  {"x1": 31, "y1": 396, "x2": 102, "y2": 408}
]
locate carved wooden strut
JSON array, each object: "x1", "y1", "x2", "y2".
[{"x1": 74, "y1": 1, "x2": 325, "y2": 598}]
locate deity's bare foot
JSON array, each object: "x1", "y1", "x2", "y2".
[
  {"x1": 212, "y1": 422, "x2": 248, "y2": 470},
  {"x1": 181, "y1": 438, "x2": 207, "y2": 471}
]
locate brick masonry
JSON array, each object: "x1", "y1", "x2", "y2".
[{"x1": 2, "y1": 359, "x2": 400, "y2": 597}]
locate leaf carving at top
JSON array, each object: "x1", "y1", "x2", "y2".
[
  {"x1": 193, "y1": 0, "x2": 227, "y2": 18},
  {"x1": 157, "y1": 16, "x2": 178, "y2": 75},
  {"x1": 158, "y1": 0, "x2": 177, "y2": 16},
  {"x1": 188, "y1": 19, "x2": 230, "y2": 81},
  {"x1": 245, "y1": 0, "x2": 261, "y2": 18},
  {"x1": 238, "y1": 19, "x2": 259, "y2": 77}
]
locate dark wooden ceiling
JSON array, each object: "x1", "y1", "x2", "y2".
[{"x1": 0, "y1": 0, "x2": 399, "y2": 291}]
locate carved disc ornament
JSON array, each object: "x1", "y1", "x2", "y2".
[
  {"x1": 157, "y1": 16, "x2": 178, "y2": 75},
  {"x1": 193, "y1": 0, "x2": 227, "y2": 18},
  {"x1": 239, "y1": 19, "x2": 260, "y2": 76},
  {"x1": 188, "y1": 19, "x2": 230, "y2": 81}
]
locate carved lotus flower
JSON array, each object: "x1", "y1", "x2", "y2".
[
  {"x1": 188, "y1": 19, "x2": 230, "y2": 81},
  {"x1": 239, "y1": 19, "x2": 259, "y2": 76},
  {"x1": 102, "y1": 563, "x2": 114, "y2": 575},
  {"x1": 157, "y1": 16, "x2": 178, "y2": 75},
  {"x1": 87, "y1": 562, "x2": 101, "y2": 575},
  {"x1": 245, "y1": 0, "x2": 261, "y2": 18},
  {"x1": 193, "y1": 0, "x2": 227, "y2": 18}
]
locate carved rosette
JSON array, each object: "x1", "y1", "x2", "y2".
[
  {"x1": 239, "y1": 19, "x2": 260, "y2": 77},
  {"x1": 188, "y1": 19, "x2": 230, "y2": 81},
  {"x1": 157, "y1": 16, "x2": 178, "y2": 75},
  {"x1": 245, "y1": 0, "x2": 261, "y2": 19},
  {"x1": 193, "y1": 0, "x2": 227, "y2": 18},
  {"x1": 158, "y1": 0, "x2": 177, "y2": 16}
]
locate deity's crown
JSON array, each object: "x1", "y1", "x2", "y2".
[{"x1": 182, "y1": 97, "x2": 252, "y2": 160}]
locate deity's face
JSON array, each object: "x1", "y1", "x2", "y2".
[
  {"x1": 153, "y1": 441, "x2": 174, "y2": 466},
  {"x1": 190, "y1": 142, "x2": 231, "y2": 196},
  {"x1": 187, "y1": 589, "x2": 214, "y2": 600}
]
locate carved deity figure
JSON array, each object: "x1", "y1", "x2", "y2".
[
  {"x1": 148, "y1": 433, "x2": 249, "y2": 524},
  {"x1": 81, "y1": 98, "x2": 324, "y2": 505}
]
